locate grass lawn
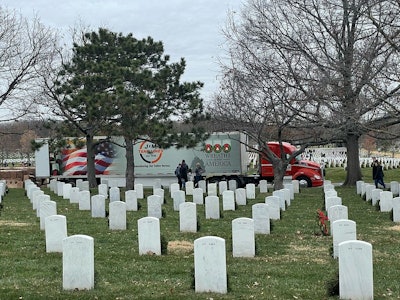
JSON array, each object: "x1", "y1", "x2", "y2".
[{"x1": 0, "y1": 167, "x2": 399, "y2": 299}]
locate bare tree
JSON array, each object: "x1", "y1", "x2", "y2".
[
  {"x1": 0, "y1": 6, "x2": 59, "y2": 121},
  {"x1": 213, "y1": 0, "x2": 400, "y2": 186},
  {"x1": 20, "y1": 129, "x2": 37, "y2": 164}
]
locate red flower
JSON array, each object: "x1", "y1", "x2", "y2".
[{"x1": 316, "y1": 209, "x2": 329, "y2": 235}]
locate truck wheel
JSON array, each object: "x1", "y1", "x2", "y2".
[{"x1": 297, "y1": 176, "x2": 312, "y2": 188}]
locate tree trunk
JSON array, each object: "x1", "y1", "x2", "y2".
[
  {"x1": 343, "y1": 134, "x2": 362, "y2": 186},
  {"x1": 86, "y1": 134, "x2": 98, "y2": 188},
  {"x1": 272, "y1": 158, "x2": 286, "y2": 190},
  {"x1": 125, "y1": 136, "x2": 135, "y2": 190}
]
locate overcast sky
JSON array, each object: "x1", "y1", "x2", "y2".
[{"x1": 2, "y1": 0, "x2": 243, "y2": 102}]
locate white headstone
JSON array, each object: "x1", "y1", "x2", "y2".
[
  {"x1": 28, "y1": 184, "x2": 40, "y2": 201},
  {"x1": 272, "y1": 190, "x2": 286, "y2": 211},
  {"x1": 392, "y1": 197, "x2": 400, "y2": 222},
  {"x1": 205, "y1": 195, "x2": 220, "y2": 219},
  {"x1": 138, "y1": 217, "x2": 161, "y2": 255},
  {"x1": 283, "y1": 183, "x2": 294, "y2": 200},
  {"x1": 325, "y1": 196, "x2": 342, "y2": 217},
  {"x1": 259, "y1": 180, "x2": 268, "y2": 193},
  {"x1": 79, "y1": 190, "x2": 91, "y2": 211},
  {"x1": 328, "y1": 204, "x2": 348, "y2": 223},
  {"x1": 339, "y1": 240, "x2": 373, "y2": 300},
  {"x1": 172, "y1": 190, "x2": 186, "y2": 211},
  {"x1": 252, "y1": 203, "x2": 270, "y2": 234},
  {"x1": 365, "y1": 184, "x2": 375, "y2": 202},
  {"x1": 125, "y1": 190, "x2": 138, "y2": 211},
  {"x1": 379, "y1": 191, "x2": 393, "y2": 212},
  {"x1": 185, "y1": 181, "x2": 194, "y2": 196},
  {"x1": 356, "y1": 180, "x2": 364, "y2": 195},
  {"x1": 76, "y1": 179, "x2": 84, "y2": 190},
  {"x1": 390, "y1": 181, "x2": 399, "y2": 197},
  {"x1": 232, "y1": 217, "x2": 255, "y2": 257},
  {"x1": 134, "y1": 183, "x2": 144, "y2": 199},
  {"x1": 328, "y1": 205, "x2": 348, "y2": 233},
  {"x1": 235, "y1": 188, "x2": 246, "y2": 206},
  {"x1": 324, "y1": 183, "x2": 335, "y2": 193},
  {"x1": 170, "y1": 183, "x2": 180, "y2": 196},
  {"x1": 109, "y1": 201, "x2": 126, "y2": 230},
  {"x1": 324, "y1": 189, "x2": 337, "y2": 199},
  {"x1": 371, "y1": 189, "x2": 382, "y2": 206},
  {"x1": 332, "y1": 219, "x2": 357, "y2": 259},
  {"x1": 63, "y1": 235, "x2": 94, "y2": 290},
  {"x1": 194, "y1": 236, "x2": 227, "y2": 294},
  {"x1": 282, "y1": 188, "x2": 291, "y2": 206},
  {"x1": 193, "y1": 188, "x2": 204, "y2": 205},
  {"x1": 179, "y1": 202, "x2": 197, "y2": 232},
  {"x1": 154, "y1": 187, "x2": 165, "y2": 204},
  {"x1": 147, "y1": 195, "x2": 162, "y2": 218},
  {"x1": 207, "y1": 183, "x2": 217, "y2": 196},
  {"x1": 222, "y1": 190, "x2": 235, "y2": 211},
  {"x1": 218, "y1": 181, "x2": 228, "y2": 196},
  {"x1": 98, "y1": 183, "x2": 108, "y2": 199},
  {"x1": 265, "y1": 196, "x2": 280, "y2": 220},
  {"x1": 228, "y1": 179, "x2": 237, "y2": 191},
  {"x1": 109, "y1": 187, "x2": 120, "y2": 202},
  {"x1": 57, "y1": 181, "x2": 64, "y2": 197},
  {"x1": 361, "y1": 182, "x2": 367, "y2": 198},
  {"x1": 80, "y1": 181, "x2": 90, "y2": 191},
  {"x1": 49, "y1": 179, "x2": 57, "y2": 193},
  {"x1": 69, "y1": 187, "x2": 80, "y2": 204},
  {"x1": 32, "y1": 189, "x2": 45, "y2": 209},
  {"x1": 27, "y1": 183, "x2": 39, "y2": 198},
  {"x1": 292, "y1": 180, "x2": 300, "y2": 193},
  {"x1": 198, "y1": 180, "x2": 207, "y2": 193},
  {"x1": 45, "y1": 214, "x2": 67, "y2": 253},
  {"x1": 91, "y1": 195, "x2": 106, "y2": 218},
  {"x1": 40, "y1": 200, "x2": 57, "y2": 230},
  {"x1": 63, "y1": 183, "x2": 72, "y2": 200},
  {"x1": 246, "y1": 183, "x2": 256, "y2": 200},
  {"x1": 152, "y1": 179, "x2": 162, "y2": 191},
  {"x1": 34, "y1": 192, "x2": 48, "y2": 212},
  {"x1": 0, "y1": 181, "x2": 5, "y2": 196}
]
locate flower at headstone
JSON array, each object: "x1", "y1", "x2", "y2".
[{"x1": 316, "y1": 209, "x2": 329, "y2": 235}]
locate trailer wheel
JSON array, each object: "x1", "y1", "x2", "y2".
[{"x1": 297, "y1": 176, "x2": 312, "y2": 188}]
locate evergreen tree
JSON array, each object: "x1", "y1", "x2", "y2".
[{"x1": 55, "y1": 28, "x2": 207, "y2": 188}]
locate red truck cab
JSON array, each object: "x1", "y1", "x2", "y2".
[{"x1": 260, "y1": 142, "x2": 323, "y2": 187}]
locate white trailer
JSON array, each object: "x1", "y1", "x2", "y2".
[{"x1": 34, "y1": 132, "x2": 254, "y2": 187}]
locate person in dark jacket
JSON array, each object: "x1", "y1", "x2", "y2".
[
  {"x1": 175, "y1": 163, "x2": 182, "y2": 188},
  {"x1": 372, "y1": 160, "x2": 386, "y2": 189},
  {"x1": 180, "y1": 160, "x2": 189, "y2": 189},
  {"x1": 194, "y1": 162, "x2": 204, "y2": 187}
]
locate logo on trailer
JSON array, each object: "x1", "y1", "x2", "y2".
[
  {"x1": 223, "y1": 143, "x2": 231, "y2": 153},
  {"x1": 139, "y1": 141, "x2": 163, "y2": 163},
  {"x1": 214, "y1": 143, "x2": 222, "y2": 153},
  {"x1": 205, "y1": 143, "x2": 213, "y2": 153}
]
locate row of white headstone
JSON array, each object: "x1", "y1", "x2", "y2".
[
  {"x1": 357, "y1": 180, "x2": 400, "y2": 219},
  {"x1": 323, "y1": 181, "x2": 373, "y2": 300},
  {"x1": 24, "y1": 179, "x2": 93, "y2": 290},
  {"x1": 27, "y1": 177, "x2": 300, "y2": 293},
  {"x1": 315, "y1": 157, "x2": 400, "y2": 171}
]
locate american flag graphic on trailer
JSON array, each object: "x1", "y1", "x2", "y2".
[{"x1": 62, "y1": 141, "x2": 116, "y2": 175}]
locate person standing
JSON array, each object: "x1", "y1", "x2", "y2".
[
  {"x1": 175, "y1": 163, "x2": 182, "y2": 188},
  {"x1": 194, "y1": 163, "x2": 204, "y2": 187},
  {"x1": 372, "y1": 160, "x2": 386, "y2": 189},
  {"x1": 180, "y1": 160, "x2": 189, "y2": 189}
]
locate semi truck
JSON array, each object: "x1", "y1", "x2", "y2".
[{"x1": 34, "y1": 132, "x2": 323, "y2": 187}]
